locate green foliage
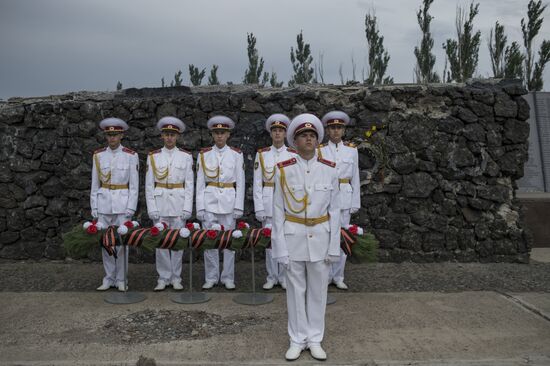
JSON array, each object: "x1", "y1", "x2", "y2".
[
  {"x1": 170, "y1": 70, "x2": 183, "y2": 87},
  {"x1": 289, "y1": 30, "x2": 314, "y2": 86},
  {"x1": 243, "y1": 33, "x2": 265, "y2": 84},
  {"x1": 351, "y1": 232, "x2": 378, "y2": 263},
  {"x1": 365, "y1": 11, "x2": 393, "y2": 85},
  {"x1": 522, "y1": 0, "x2": 550, "y2": 91},
  {"x1": 443, "y1": 2, "x2": 481, "y2": 82},
  {"x1": 63, "y1": 225, "x2": 100, "y2": 259},
  {"x1": 208, "y1": 65, "x2": 220, "y2": 85},
  {"x1": 504, "y1": 41, "x2": 525, "y2": 79},
  {"x1": 489, "y1": 22, "x2": 525, "y2": 80},
  {"x1": 189, "y1": 64, "x2": 206, "y2": 86},
  {"x1": 414, "y1": 0, "x2": 440, "y2": 83},
  {"x1": 116, "y1": 81, "x2": 123, "y2": 91},
  {"x1": 269, "y1": 71, "x2": 284, "y2": 87}
]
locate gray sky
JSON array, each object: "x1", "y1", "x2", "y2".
[{"x1": 1, "y1": 0, "x2": 549, "y2": 100}]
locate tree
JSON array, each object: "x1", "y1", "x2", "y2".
[
  {"x1": 161, "y1": 77, "x2": 166, "y2": 87},
  {"x1": 243, "y1": 33, "x2": 265, "y2": 84},
  {"x1": 365, "y1": 11, "x2": 393, "y2": 85},
  {"x1": 189, "y1": 64, "x2": 206, "y2": 86},
  {"x1": 443, "y1": 2, "x2": 481, "y2": 82},
  {"x1": 504, "y1": 42, "x2": 525, "y2": 79},
  {"x1": 116, "y1": 81, "x2": 123, "y2": 90},
  {"x1": 314, "y1": 51, "x2": 325, "y2": 84},
  {"x1": 488, "y1": 21, "x2": 524, "y2": 79},
  {"x1": 208, "y1": 65, "x2": 220, "y2": 85},
  {"x1": 269, "y1": 71, "x2": 284, "y2": 87},
  {"x1": 289, "y1": 30, "x2": 314, "y2": 86},
  {"x1": 414, "y1": 0, "x2": 440, "y2": 83},
  {"x1": 488, "y1": 21, "x2": 507, "y2": 78},
  {"x1": 170, "y1": 70, "x2": 183, "y2": 87},
  {"x1": 521, "y1": 0, "x2": 550, "y2": 91}
]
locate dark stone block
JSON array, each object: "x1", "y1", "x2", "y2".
[{"x1": 402, "y1": 172, "x2": 438, "y2": 198}]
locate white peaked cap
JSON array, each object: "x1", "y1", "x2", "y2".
[
  {"x1": 321, "y1": 110, "x2": 350, "y2": 127},
  {"x1": 157, "y1": 116, "x2": 186, "y2": 133},
  {"x1": 265, "y1": 113, "x2": 290, "y2": 132},
  {"x1": 207, "y1": 115, "x2": 235, "y2": 130},
  {"x1": 287, "y1": 113, "x2": 323, "y2": 148},
  {"x1": 99, "y1": 118, "x2": 129, "y2": 133}
]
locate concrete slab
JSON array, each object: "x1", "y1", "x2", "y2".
[
  {"x1": 531, "y1": 248, "x2": 550, "y2": 263},
  {"x1": 0, "y1": 292, "x2": 549, "y2": 365}
]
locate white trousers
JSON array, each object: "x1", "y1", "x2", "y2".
[
  {"x1": 330, "y1": 209, "x2": 351, "y2": 283},
  {"x1": 263, "y1": 217, "x2": 286, "y2": 286},
  {"x1": 202, "y1": 212, "x2": 235, "y2": 284},
  {"x1": 156, "y1": 216, "x2": 184, "y2": 285},
  {"x1": 286, "y1": 259, "x2": 331, "y2": 347},
  {"x1": 98, "y1": 214, "x2": 128, "y2": 286}
]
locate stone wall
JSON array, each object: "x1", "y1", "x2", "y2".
[{"x1": 0, "y1": 80, "x2": 532, "y2": 262}]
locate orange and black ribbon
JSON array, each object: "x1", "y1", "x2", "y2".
[
  {"x1": 340, "y1": 228, "x2": 357, "y2": 257},
  {"x1": 125, "y1": 228, "x2": 149, "y2": 247},
  {"x1": 242, "y1": 228, "x2": 262, "y2": 249},
  {"x1": 217, "y1": 230, "x2": 233, "y2": 250},
  {"x1": 191, "y1": 229, "x2": 208, "y2": 250},
  {"x1": 101, "y1": 226, "x2": 118, "y2": 257},
  {"x1": 159, "y1": 229, "x2": 180, "y2": 250}
]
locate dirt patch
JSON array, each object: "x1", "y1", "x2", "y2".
[{"x1": 100, "y1": 309, "x2": 272, "y2": 344}]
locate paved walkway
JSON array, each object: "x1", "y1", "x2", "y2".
[
  {"x1": 0, "y1": 291, "x2": 549, "y2": 365},
  {"x1": 1, "y1": 253, "x2": 550, "y2": 365}
]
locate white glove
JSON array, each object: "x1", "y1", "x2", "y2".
[
  {"x1": 350, "y1": 207, "x2": 360, "y2": 214},
  {"x1": 91, "y1": 209, "x2": 98, "y2": 219},
  {"x1": 181, "y1": 211, "x2": 192, "y2": 220},
  {"x1": 325, "y1": 255, "x2": 340, "y2": 263},
  {"x1": 125, "y1": 209, "x2": 135, "y2": 218},
  {"x1": 149, "y1": 211, "x2": 160, "y2": 221},
  {"x1": 277, "y1": 256, "x2": 289, "y2": 266},
  {"x1": 197, "y1": 210, "x2": 205, "y2": 221},
  {"x1": 233, "y1": 209, "x2": 243, "y2": 219},
  {"x1": 255, "y1": 210, "x2": 266, "y2": 222}
]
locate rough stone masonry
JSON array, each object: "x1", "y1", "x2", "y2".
[{"x1": 0, "y1": 79, "x2": 532, "y2": 262}]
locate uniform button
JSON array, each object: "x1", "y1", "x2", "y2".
[
  {"x1": 306, "y1": 170, "x2": 310, "y2": 173},
  {"x1": 308, "y1": 234, "x2": 313, "y2": 238}
]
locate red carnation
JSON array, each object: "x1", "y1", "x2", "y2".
[
  {"x1": 86, "y1": 224, "x2": 98, "y2": 234},
  {"x1": 206, "y1": 230, "x2": 217, "y2": 239},
  {"x1": 124, "y1": 221, "x2": 134, "y2": 229},
  {"x1": 237, "y1": 221, "x2": 247, "y2": 230},
  {"x1": 161, "y1": 222, "x2": 168, "y2": 230},
  {"x1": 220, "y1": 225, "x2": 225, "y2": 231},
  {"x1": 349, "y1": 225, "x2": 359, "y2": 235},
  {"x1": 262, "y1": 228, "x2": 272, "y2": 237},
  {"x1": 150, "y1": 226, "x2": 160, "y2": 236},
  {"x1": 186, "y1": 222, "x2": 195, "y2": 231}
]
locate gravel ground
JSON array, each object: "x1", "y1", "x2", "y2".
[{"x1": 1, "y1": 258, "x2": 549, "y2": 292}]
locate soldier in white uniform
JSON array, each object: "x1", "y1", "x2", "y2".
[
  {"x1": 253, "y1": 114, "x2": 296, "y2": 290},
  {"x1": 91, "y1": 118, "x2": 139, "y2": 292},
  {"x1": 271, "y1": 113, "x2": 341, "y2": 361},
  {"x1": 318, "y1": 111, "x2": 360, "y2": 290},
  {"x1": 145, "y1": 116, "x2": 194, "y2": 291},
  {"x1": 196, "y1": 116, "x2": 245, "y2": 290}
]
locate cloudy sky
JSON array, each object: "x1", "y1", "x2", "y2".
[{"x1": 1, "y1": 0, "x2": 549, "y2": 100}]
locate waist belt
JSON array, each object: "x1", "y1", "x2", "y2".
[
  {"x1": 285, "y1": 214, "x2": 330, "y2": 226},
  {"x1": 339, "y1": 178, "x2": 351, "y2": 184},
  {"x1": 207, "y1": 182, "x2": 236, "y2": 188},
  {"x1": 100, "y1": 183, "x2": 129, "y2": 190},
  {"x1": 263, "y1": 182, "x2": 275, "y2": 187},
  {"x1": 155, "y1": 182, "x2": 185, "y2": 189}
]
